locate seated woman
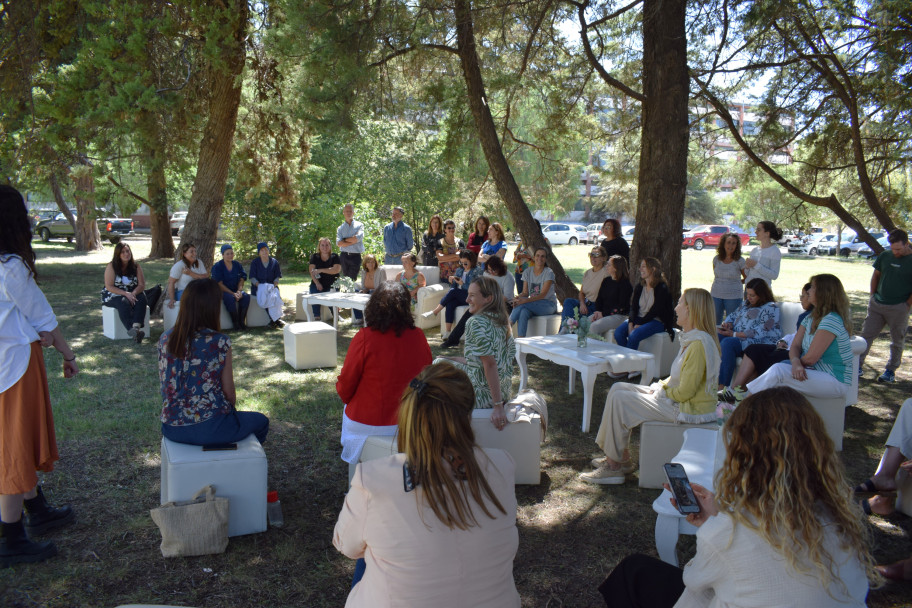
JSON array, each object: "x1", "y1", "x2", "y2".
[
  {"x1": 723, "y1": 282, "x2": 813, "y2": 400},
  {"x1": 581, "y1": 288, "x2": 720, "y2": 484},
  {"x1": 158, "y1": 279, "x2": 269, "y2": 446},
  {"x1": 437, "y1": 277, "x2": 515, "y2": 430},
  {"x1": 336, "y1": 282, "x2": 432, "y2": 464},
  {"x1": 588, "y1": 255, "x2": 633, "y2": 337},
  {"x1": 211, "y1": 243, "x2": 250, "y2": 330},
  {"x1": 736, "y1": 273, "x2": 853, "y2": 402},
  {"x1": 395, "y1": 253, "x2": 426, "y2": 305},
  {"x1": 309, "y1": 237, "x2": 342, "y2": 320},
  {"x1": 716, "y1": 277, "x2": 781, "y2": 391},
  {"x1": 249, "y1": 242, "x2": 284, "y2": 328},
  {"x1": 614, "y1": 257, "x2": 674, "y2": 353},
  {"x1": 441, "y1": 255, "x2": 514, "y2": 348},
  {"x1": 477, "y1": 222, "x2": 508, "y2": 267},
  {"x1": 436, "y1": 219, "x2": 465, "y2": 285},
  {"x1": 351, "y1": 254, "x2": 380, "y2": 327},
  {"x1": 334, "y1": 363, "x2": 519, "y2": 606},
  {"x1": 166, "y1": 242, "x2": 208, "y2": 308},
  {"x1": 560, "y1": 247, "x2": 609, "y2": 330},
  {"x1": 423, "y1": 250, "x2": 481, "y2": 338},
  {"x1": 598, "y1": 387, "x2": 875, "y2": 606},
  {"x1": 509, "y1": 248, "x2": 558, "y2": 338},
  {"x1": 101, "y1": 242, "x2": 147, "y2": 343}
]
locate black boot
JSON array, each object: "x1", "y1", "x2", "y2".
[
  {"x1": 0, "y1": 520, "x2": 56, "y2": 567},
  {"x1": 24, "y1": 487, "x2": 74, "y2": 535}
]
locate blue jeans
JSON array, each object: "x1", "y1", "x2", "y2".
[
  {"x1": 514, "y1": 272, "x2": 524, "y2": 295},
  {"x1": 509, "y1": 299, "x2": 558, "y2": 337},
  {"x1": 713, "y1": 297, "x2": 742, "y2": 325},
  {"x1": 310, "y1": 281, "x2": 332, "y2": 319},
  {"x1": 351, "y1": 558, "x2": 366, "y2": 588},
  {"x1": 561, "y1": 298, "x2": 594, "y2": 322},
  {"x1": 162, "y1": 411, "x2": 269, "y2": 446},
  {"x1": 614, "y1": 320, "x2": 665, "y2": 351},
  {"x1": 440, "y1": 288, "x2": 469, "y2": 323},
  {"x1": 353, "y1": 289, "x2": 373, "y2": 321},
  {"x1": 221, "y1": 291, "x2": 250, "y2": 327},
  {"x1": 718, "y1": 336, "x2": 744, "y2": 386}
]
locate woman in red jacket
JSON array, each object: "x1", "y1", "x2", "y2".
[{"x1": 336, "y1": 281, "x2": 432, "y2": 464}]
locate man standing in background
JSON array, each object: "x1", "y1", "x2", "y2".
[
  {"x1": 336, "y1": 203, "x2": 364, "y2": 280},
  {"x1": 383, "y1": 206, "x2": 414, "y2": 266}
]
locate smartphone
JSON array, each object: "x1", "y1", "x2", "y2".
[
  {"x1": 663, "y1": 463, "x2": 701, "y2": 514},
  {"x1": 202, "y1": 443, "x2": 238, "y2": 451}
]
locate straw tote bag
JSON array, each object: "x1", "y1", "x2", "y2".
[{"x1": 150, "y1": 485, "x2": 229, "y2": 557}]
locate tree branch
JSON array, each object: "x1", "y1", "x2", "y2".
[{"x1": 106, "y1": 175, "x2": 151, "y2": 206}]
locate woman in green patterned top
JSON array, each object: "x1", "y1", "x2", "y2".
[{"x1": 437, "y1": 277, "x2": 515, "y2": 431}]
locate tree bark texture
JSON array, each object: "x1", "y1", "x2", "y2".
[
  {"x1": 48, "y1": 174, "x2": 77, "y2": 230},
  {"x1": 140, "y1": 111, "x2": 176, "y2": 259},
  {"x1": 178, "y1": 0, "x2": 248, "y2": 270},
  {"x1": 452, "y1": 0, "x2": 577, "y2": 302},
  {"x1": 632, "y1": 0, "x2": 688, "y2": 300},
  {"x1": 72, "y1": 162, "x2": 104, "y2": 252}
]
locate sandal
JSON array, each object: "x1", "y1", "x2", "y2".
[{"x1": 854, "y1": 478, "x2": 896, "y2": 494}]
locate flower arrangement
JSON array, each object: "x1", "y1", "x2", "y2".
[{"x1": 336, "y1": 276, "x2": 357, "y2": 293}]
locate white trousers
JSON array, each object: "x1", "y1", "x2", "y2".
[
  {"x1": 886, "y1": 398, "x2": 912, "y2": 457},
  {"x1": 256, "y1": 283, "x2": 283, "y2": 322},
  {"x1": 589, "y1": 314, "x2": 627, "y2": 338},
  {"x1": 594, "y1": 382, "x2": 679, "y2": 461},
  {"x1": 746, "y1": 362, "x2": 847, "y2": 399}
]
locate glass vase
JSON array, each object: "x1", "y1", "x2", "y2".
[{"x1": 577, "y1": 329, "x2": 588, "y2": 348}]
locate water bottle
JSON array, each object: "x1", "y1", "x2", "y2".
[{"x1": 267, "y1": 491, "x2": 284, "y2": 528}]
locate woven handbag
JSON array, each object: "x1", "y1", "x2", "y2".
[{"x1": 150, "y1": 485, "x2": 229, "y2": 557}]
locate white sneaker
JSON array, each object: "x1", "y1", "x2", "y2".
[
  {"x1": 421, "y1": 310, "x2": 436, "y2": 319},
  {"x1": 580, "y1": 465, "x2": 626, "y2": 485},
  {"x1": 627, "y1": 371, "x2": 641, "y2": 379},
  {"x1": 441, "y1": 330, "x2": 450, "y2": 340}
]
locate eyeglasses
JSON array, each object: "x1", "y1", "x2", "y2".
[
  {"x1": 589, "y1": 253, "x2": 602, "y2": 258},
  {"x1": 461, "y1": 262, "x2": 471, "y2": 266},
  {"x1": 446, "y1": 227, "x2": 455, "y2": 231}
]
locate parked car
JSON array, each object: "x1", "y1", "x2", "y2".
[
  {"x1": 585, "y1": 222, "x2": 603, "y2": 244},
  {"x1": 856, "y1": 235, "x2": 891, "y2": 259},
  {"x1": 681, "y1": 225, "x2": 749, "y2": 250},
  {"x1": 541, "y1": 222, "x2": 585, "y2": 246},
  {"x1": 622, "y1": 225, "x2": 635, "y2": 244},
  {"x1": 840, "y1": 232, "x2": 886, "y2": 257},
  {"x1": 170, "y1": 211, "x2": 188, "y2": 236},
  {"x1": 818, "y1": 231, "x2": 856, "y2": 256},
  {"x1": 178, "y1": 221, "x2": 226, "y2": 240},
  {"x1": 787, "y1": 233, "x2": 836, "y2": 256},
  {"x1": 33, "y1": 212, "x2": 77, "y2": 242}
]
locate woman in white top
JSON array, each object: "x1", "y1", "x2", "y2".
[
  {"x1": 0, "y1": 185, "x2": 78, "y2": 567},
  {"x1": 744, "y1": 220, "x2": 782, "y2": 286},
  {"x1": 166, "y1": 242, "x2": 209, "y2": 308},
  {"x1": 710, "y1": 233, "x2": 746, "y2": 324},
  {"x1": 509, "y1": 248, "x2": 558, "y2": 337},
  {"x1": 599, "y1": 386, "x2": 876, "y2": 607}
]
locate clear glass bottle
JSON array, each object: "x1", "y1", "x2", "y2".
[{"x1": 267, "y1": 491, "x2": 284, "y2": 528}]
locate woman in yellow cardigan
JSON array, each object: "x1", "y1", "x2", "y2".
[{"x1": 581, "y1": 288, "x2": 721, "y2": 485}]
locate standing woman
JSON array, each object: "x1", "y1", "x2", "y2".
[
  {"x1": 509, "y1": 248, "x2": 559, "y2": 338},
  {"x1": 436, "y1": 219, "x2": 465, "y2": 285},
  {"x1": 334, "y1": 363, "x2": 519, "y2": 607},
  {"x1": 560, "y1": 247, "x2": 609, "y2": 329},
  {"x1": 249, "y1": 242, "x2": 284, "y2": 328},
  {"x1": 211, "y1": 244, "x2": 249, "y2": 330},
  {"x1": 477, "y1": 222, "x2": 508, "y2": 267},
  {"x1": 166, "y1": 242, "x2": 208, "y2": 308},
  {"x1": 744, "y1": 220, "x2": 782, "y2": 286},
  {"x1": 589, "y1": 255, "x2": 633, "y2": 338},
  {"x1": 466, "y1": 216, "x2": 489, "y2": 255},
  {"x1": 308, "y1": 237, "x2": 342, "y2": 320},
  {"x1": 0, "y1": 185, "x2": 77, "y2": 566},
  {"x1": 421, "y1": 215, "x2": 445, "y2": 267},
  {"x1": 598, "y1": 218, "x2": 630, "y2": 265},
  {"x1": 711, "y1": 233, "x2": 747, "y2": 324},
  {"x1": 614, "y1": 257, "x2": 675, "y2": 354},
  {"x1": 395, "y1": 253, "x2": 426, "y2": 304},
  {"x1": 102, "y1": 242, "x2": 148, "y2": 343}
]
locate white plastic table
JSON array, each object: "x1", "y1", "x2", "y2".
[
  {"x1": 514, "y1": 335, "x2": 656, "y2": 432},
  {"x1": 296, "y1": 291, "x2": 371, "y2": 328}
]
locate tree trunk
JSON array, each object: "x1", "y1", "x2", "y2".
[
  {"x1": 452, "y1": 0, "x2": 576, "y2": 301},
  {"x1": 178, "y1": 0, "x2": 248, "y2": 270},
  {"x1": 631, "y1": 0, "x2": 688, "y2": 300},
  {"x1": 142, "y1": 112, "x2": 175, "y2": 259},
  {"x1": 48, "y1": 174, "x2": 77, "y2": 229},
  {"x1": 71, "y1": 160, "x2": 104, "y2": 252}
]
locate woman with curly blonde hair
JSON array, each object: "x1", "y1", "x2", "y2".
[{"x1": 598, "y1": 386, "x2": 877, "y2": 607}]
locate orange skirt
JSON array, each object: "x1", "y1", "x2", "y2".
[{"x1": 0, "y1": 341, "x2": 59, "y2": 494}]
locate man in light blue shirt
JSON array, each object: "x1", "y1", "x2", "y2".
[
  {"x1": 382, "y1": 206, "x2": 414, "y2": 266},
  {"x1": 336, "y1": 203, "x2": 365, "y2": 280}
]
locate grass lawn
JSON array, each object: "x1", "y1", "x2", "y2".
[{"x1": 2, "y1": 239, "x2": 911, "y2": 607}]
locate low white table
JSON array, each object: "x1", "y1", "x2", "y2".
[
  {"x1": 296, "y1": 291, "x2": 371, "y2": 328},
  {"x1": 514, "y1": 335, "x2": 656, "y2": 433}
]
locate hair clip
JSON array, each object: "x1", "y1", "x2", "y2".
[{"x1": 409, "y1": 378, "x2": 428, "y2": 396}]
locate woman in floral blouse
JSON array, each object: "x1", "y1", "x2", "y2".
[
  {"x1": 158, "y1": 278, "x2": 269, "y2": 446},
  {"x1": 717, "y1": 277, "x2": 781, "y2": 390}
]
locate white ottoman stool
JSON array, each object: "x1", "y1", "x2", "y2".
[
  {"x1": 283, "y1": 321, "x2": 337, "y2": 369},
  {"x1": 246, "y1": 299, "x2": 272, "y2": 327},
  {"x1": 163, "y1": 301, "x2": 179, "y2": 332},
  {"x1": 160, "y1": 435, "x2": 267, "y2": 537},
  {"x1": 102, "y1": 306, "x2": 151, "y2": 340},
  {"x1": 638, "y1": 420, "x2": 719, "y2": 489},
  {"x1": 511, "y1": 314, "x2": 561, "y2": 338}
]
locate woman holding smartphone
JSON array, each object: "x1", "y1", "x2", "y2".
[{"x1": 598, "y1": 387, "x2": 875, "y2": 607}]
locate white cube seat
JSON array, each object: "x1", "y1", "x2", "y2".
[
  {"x1": 379, "y1": 265, "x2": 446, "y2": 329},
  {"x1": 283, "y1": 321, "x2": 337, "y2": 369},
  {"x1": 359, "y1": 407, "x2": 543, "y2": 485},
  {"x1": 102, "y1": 306, "x2": 151, "y2": 340},
  {"x1": 511, "y1": 314, "x2": 562, "y2": 338},
  {"x1": 160, "y1": 435, "x2": 267, "y2": 537},
  {"x1": 638, "y1": 330, "x2": 680, "y2": 380},
  {"x1": 806, "y1": 395, "x2": 846, "y2": 451},
  {"x1": 638, "y1": 420, "x2": 719, "y2": 489},
  {"x1": 245, "y1": 298, "x2": 272, "y2": 327}
]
